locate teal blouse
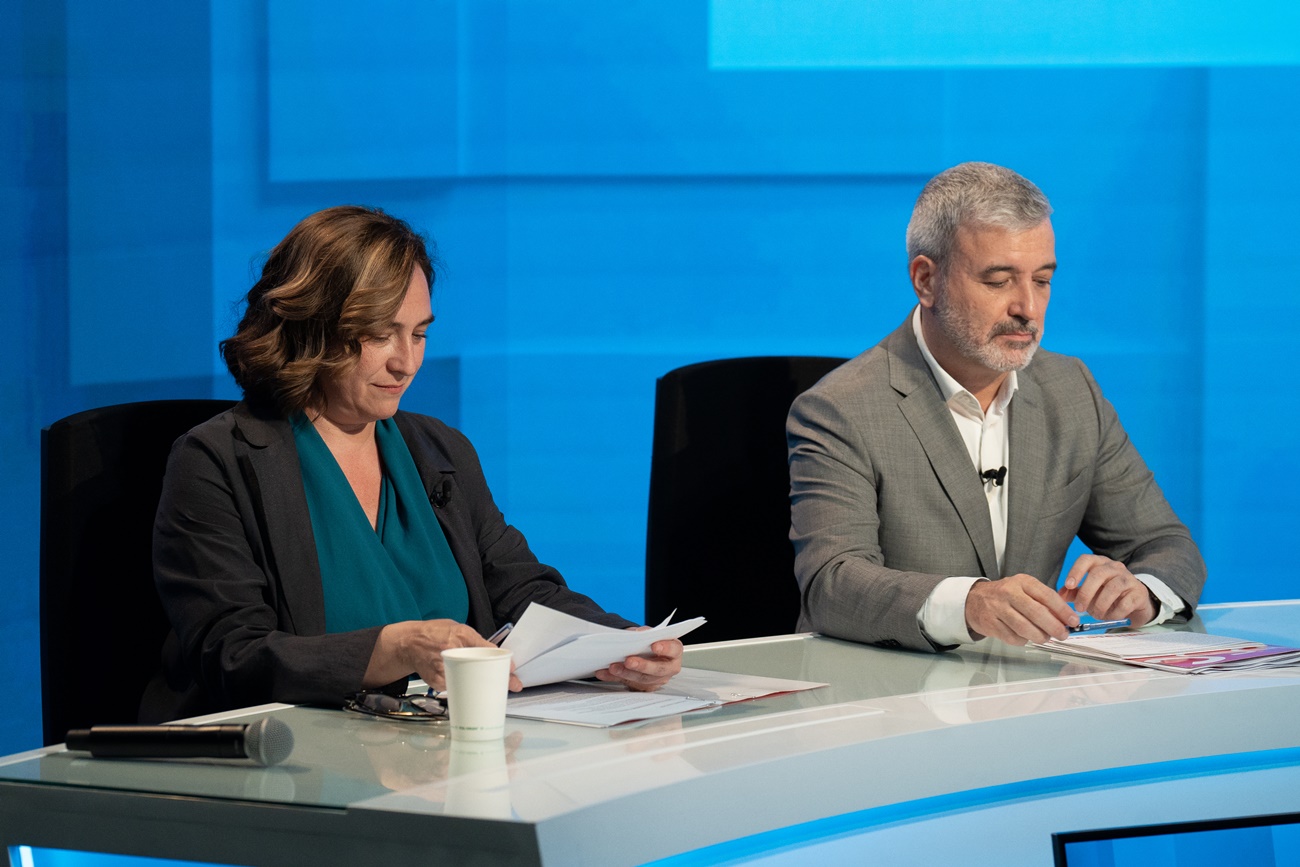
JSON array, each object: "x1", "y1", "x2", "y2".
[{"x1": 292, "y1": 415, "x2": 469, "y2": 633}]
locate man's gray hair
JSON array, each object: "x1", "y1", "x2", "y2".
[{"x1": 906, "y1": 162, "x2": 1052, "y2": 270}]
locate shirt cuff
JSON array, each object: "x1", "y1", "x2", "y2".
[
  {"x1": 1133, "y1": 573, "x2": 1184, "y2": 625},
  {"x1": 919, "y1": 575, "x2": 988, "y2": 647}
]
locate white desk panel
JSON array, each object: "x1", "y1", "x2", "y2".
[{"x1": 1, "y1": 602, "x2": 1297, "y2": 866}]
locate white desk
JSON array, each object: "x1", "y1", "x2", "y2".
[{"x1": 2, "y1": 601, "x2": 1298, "y2": 866}]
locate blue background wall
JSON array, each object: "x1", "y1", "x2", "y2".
[{"x1": 3, "y1": 0, "x2": 1299, "y2": 754}]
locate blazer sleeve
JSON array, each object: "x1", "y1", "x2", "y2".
[
  {"x1": 787, "y1": 386, "x2": 950, "y2": 652},
  {"x1": 1072, "y1": 360, "x2": 1206, "y2": 612},
  {"x1": 149, "y1": 421, "x2": 381, "y2": 719}
]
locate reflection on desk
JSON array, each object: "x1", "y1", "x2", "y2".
[{"x1": 1, "y1": 601, "x2": 1298, "y2": 867}]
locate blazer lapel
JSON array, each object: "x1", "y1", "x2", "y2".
[
  {"x1": 887, "y1": 322, "x2": 1001, "y2": 579},
  {"x1": 231, "y1": 405, "x2": 325, "y2": 635},
  {"x1": 1003, "y1": 372, "x2": 1048, "y2": 577}
]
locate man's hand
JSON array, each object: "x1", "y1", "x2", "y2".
[
  {"x1": 1059, "y1": 554, "x2": 1157, "y2": 626},
  {"x1": 966, "y1": 573, "x2": 1080, "y2": 645}
]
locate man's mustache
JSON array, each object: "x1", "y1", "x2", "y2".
[{"x1": 989, "y1": 319, "x2": 1039, "y2": 339}]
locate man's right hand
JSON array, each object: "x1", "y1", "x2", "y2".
[{"x1": 965, "y1": 574, "x2": 1080, "y2": 645}]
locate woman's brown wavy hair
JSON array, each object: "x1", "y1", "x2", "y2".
[{"x1": 221, "y1": 206, "x2": 435, "y2": 416}]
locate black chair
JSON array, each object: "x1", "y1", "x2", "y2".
[
  {"x1": 39, "y1": 399, "x2": 236, "y2": 745},
  {"x1": 645, "y1": 356, "x2": 847, "y2": 644}
]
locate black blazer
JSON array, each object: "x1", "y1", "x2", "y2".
[{"x1": 142, "y1": 401, "x2": 631, "y2": 722}]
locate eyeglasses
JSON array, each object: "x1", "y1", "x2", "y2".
[{"x1": 344, "y1": 691, "x2": 448, "y2": 722}]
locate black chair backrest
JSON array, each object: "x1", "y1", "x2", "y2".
[
  {"x1": 40, "y1": 399, "x2": 235, "y2": 745},
  {"x1": 645, "y1": 356, "x2": 847, "y2": 644}
]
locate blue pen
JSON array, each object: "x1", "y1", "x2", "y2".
[{"x1": 1069, "y1": 618, "x2": 1131, "y2": 634}]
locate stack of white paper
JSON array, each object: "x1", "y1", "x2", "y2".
[{"x1": 503, "y1": 603, "x2": 706, "y2": 687}]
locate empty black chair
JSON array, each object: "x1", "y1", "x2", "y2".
[
  {"x1": 645, "y1": 356, "x2": 847, "y2": 644},
  {"x1": 40, "y1": 399, "x2": 235, "y2": 745}
]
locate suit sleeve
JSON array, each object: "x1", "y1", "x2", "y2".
[
  {"x1": 787, "y1": 388, "x2": 950, "y2": 652},
  {"x1": 1072, "y1": 360, "x2": 1206, "y2": 612}
]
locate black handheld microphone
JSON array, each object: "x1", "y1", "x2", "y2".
[
  {"x1": 65, "y1": 718, "x2": 294, "y2": 766},
  {"x1": 980, "y1": 466, "x2": 1008, "y2": 487}
]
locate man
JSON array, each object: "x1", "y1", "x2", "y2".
[{"x1": 787, "y1": 162, "x2": 1205, "y2": 651}]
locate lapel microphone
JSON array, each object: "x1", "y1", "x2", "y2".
[
  {"x1": 981, "y1": 466, "x2": 1008, "y2": 487},
  {"x1": 432, "y1": 477, "x2": 453, "y2": 509}
]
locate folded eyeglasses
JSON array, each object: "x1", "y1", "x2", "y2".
[{"x1": 344, "y1": 690, "x2": 447, "y2": 722}]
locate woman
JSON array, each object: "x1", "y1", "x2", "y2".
[{"x1": 142, "y1": 205, "x2": 681, "y2": 722}]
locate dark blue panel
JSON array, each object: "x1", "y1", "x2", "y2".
[
  {"x1": 1171, "y1": 826, "x2": 1276, "y2": 866},
  {"x1": 929, "y1": 67, "x2": 1208, "y2": 541},
  {"x1": 463, "y1": 2, "x2": 943, "y2": 176},
  {"x1": 267, "y1": 0, "x2": 458, "y2": 180},
  {"x1": 1202, "y1": 67, "x2": 1300, "y2": 601},
  {"x1": 9, "y1": 0, "x2": 1300, "y2": 763},
  {"x1": 66, "y1": 0, "x2": 213, "y2": 385}
]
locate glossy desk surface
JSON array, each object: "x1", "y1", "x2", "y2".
[{"x1": 2, "y1": 601, "x2": 1298, "y2": 866}]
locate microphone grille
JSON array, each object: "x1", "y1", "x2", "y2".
[{"x1": 244, "y1": 717, "x2": 294, "y2": 766}]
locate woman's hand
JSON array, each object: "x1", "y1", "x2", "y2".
[
  {"x1": 364, "y1": 619, "x2": 523, "y2": 692},
  {"x1": 593, "y1": 633, "x2": 683, "y2": 692}
]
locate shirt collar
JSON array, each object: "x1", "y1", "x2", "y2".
[{"x1": 910, "y1": 305, "x2": 1018, "y2": 415}]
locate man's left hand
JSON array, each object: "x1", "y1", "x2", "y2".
[
  {"x1": 1059, "y1": 554, "x2": 1157, "y2": 626},
  {"x1": 594, "y1": 635, "x2": 684, "y2": 692}
]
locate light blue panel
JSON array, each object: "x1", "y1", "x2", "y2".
[
  {"x1": 478, "y1": 179, "x2": 921, "y2": 618},
  {"x1": 501, "y1": 352, "x2": 675, "y2": 621},
  {"x1": 266, "y1": 0, "x2": 457, "y2": 181},
  {"x1": 500, "y1": 179, "x2": 920, "y2": 355},
  {"x1": 1277, "y1": 824, "x2": 1300, "y2": 865},
  {"x1": 66, "y1": 0, "x2": 213, "y2": 385},
  {"x1": 462, "y1": 2, "x2": 942, "y2": 176},
  {"x1": 1170, "y1": 827, "x2": 1277, "y2": 866},
  {"x1": 710, "y1": 0, "x2": 1300, "y2": 69},
  {"x1": 1202, "y1": 68, "x2": 1300, "y2": 603},
  {"x1": 923, "y1": 67, "x2": 1207, "y2": 543},
  {"x1": 18, "y1": 850, "x2": 236, "y2": 867}
]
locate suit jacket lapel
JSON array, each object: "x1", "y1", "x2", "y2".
[
  {"x1": 886, "y1": 321, "x2": 1001, "y2": 579},
  {"x1": 1004, "y1": 371, "x2": 1048, "y2": 577},
  {"x1": 231, "y1": 404, "x2": 325, "y2": 635}
]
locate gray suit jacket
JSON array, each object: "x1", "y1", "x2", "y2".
[
  {"x1": 787, "y1": 315, "x2": 1206, "y2": 651},
  {"x1": 143, "y1": 401, "x2": 631, "y2": 722}
]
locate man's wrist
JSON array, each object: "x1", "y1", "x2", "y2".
[
  {"x1": 919, "y1": 575, "x2": 987, "y2": 646},
  {"x1": 1133, "y1": 573, "x2": 1182, "y2": 626}
]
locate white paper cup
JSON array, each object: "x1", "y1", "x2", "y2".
[{"x1": 443, "y1": 647, "x2": 512, "y2": 741}]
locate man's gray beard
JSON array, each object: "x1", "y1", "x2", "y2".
[{"x1": 932, "y1": 293, "x2": 1040, "y2": 373}]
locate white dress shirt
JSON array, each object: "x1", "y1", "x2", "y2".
[{"x1": 908, "y1": 307, "x2": 1182, "y2": 646}]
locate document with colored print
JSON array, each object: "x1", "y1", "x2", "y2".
[{"x1": 1036, "y1": 629, "x2": 1300, "y2": 674}]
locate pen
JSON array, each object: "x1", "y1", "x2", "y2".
[
  {"x1": 487, "y1": 622, "x2": 513, "y2": 646},
  {"x1": 425, "y1": 624, "x2": 513, "y2": 699},
  {"x1": 1069, "y1": 618, "x2": 1131, "y2": 634}
]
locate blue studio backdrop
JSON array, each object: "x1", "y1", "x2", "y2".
[{"x1": 4, "y1": 0, "x2": 1300, "y2": 755}]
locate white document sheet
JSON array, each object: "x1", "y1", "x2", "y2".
[
  {"x1": 656, "y1": 668, "x2": 826, "y2": 703},
  {"x1": 506, "y1": 684, "x2": 721, "y2": 727},
  {"x1": 504, "y1": 667, "x2": 826, "y2": 727},
  {"x1": 503, "y1": 603, "x2": 706, "y2": 688}
]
